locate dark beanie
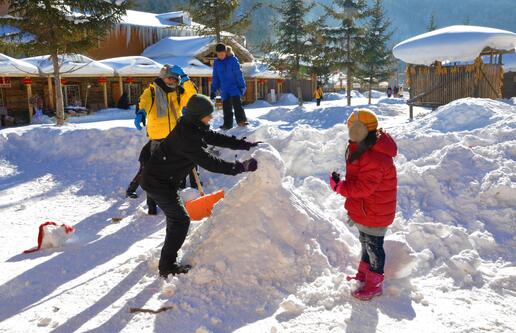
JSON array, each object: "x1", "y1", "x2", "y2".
[
  {"x1": 185, "y1": 94, "x2": 215, "y2": 121},
  {"x1": 215, "y1": 43, "x2": 227, "y2": 52}
]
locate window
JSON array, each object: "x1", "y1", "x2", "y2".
[
  {"x1": 63, "y1": 85, "x2": 81, "y2": 107},
  {"x1": 124, "y1": 83, "x2": 141, "y2": 105}
]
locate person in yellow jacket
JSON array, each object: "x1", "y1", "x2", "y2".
[
  {"x1": 314, "y1": 85, "x2": 324, "y2": 106},
  {"x1": 127, "y1": 64, "x2": 197, "y2": 214}
]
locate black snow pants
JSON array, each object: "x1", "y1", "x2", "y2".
[
  {"x1": 222, "y1": 96, "x2": 247, "y2": 128},
  {"x1": 150, "y1": 188, "x2": 191, "y2": 272},
  {"x1": 359, "y1": 231, "x2": 386, "y2": 274}
]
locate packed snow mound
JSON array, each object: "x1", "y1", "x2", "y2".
[
  {"x1": 0, "y1": 125, "x2": 146, "y2": 196},
  {"x1": 378, "y1": 97, "x2": 406, "y2": 105},
  {"x1": 412, "y1": 98, "x2": 515, "y2": 132},
  {"x1": 154, "y1": 145, "x2": 355, "y2": 332},
  {"x1": 68, "y1": 108, "x2": 135, "y2": 123},
  {"x1": 246, "y1": 99, "x2": 272, "y2": 108},
  {"x1": 277, "y1": 93, "x2": 299, "y2": 106},
  {"x1": 363, "y1": 90, "x2": 384, "y2": 98},
  {"x1": 260, "y1": 103, "x2": 406, "y2": 129},
  {"x1": 323, "y1": 92, "x2": 346, "y2": 101},
  {"x1": 393, "y1": 25, "x2": 516, "y2": 65}
]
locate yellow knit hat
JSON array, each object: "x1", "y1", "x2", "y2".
[{"x1": 346, "y1": 108, "x2": 378, "y2": 132}]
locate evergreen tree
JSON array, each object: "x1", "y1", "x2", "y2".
[
  {"x1": 323, "y1": 0, "x2": 368, "y2": 106},
  {"x1": 306, "y1": 16, "x2": 333, "y2": 84},
  {"x1": 427, "y1": 11, "x2": 438, "y2": 31},
  {"x1": 263, "y1": 0, "x2": 314, "y2": 106},
  {"x1": 358, "y1": 0, "x2": 393, "y2": 104},
  {"x1": 0, "y1": 0, "x2": 127, "y2": 125},
  {"x1": 187, "y1": 0, "x2": 260, "y2": 42}
]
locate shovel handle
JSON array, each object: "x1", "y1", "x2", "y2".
[{"x1": 192, "y1": 167, "x2": 205, "y2": 196}]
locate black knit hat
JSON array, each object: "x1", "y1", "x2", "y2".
[
  {"x1": 185, "y1": 94, "x2": 215, "y2": 121},
  {"x1": 215, "y1": 43, "x2": 227, "y2": 52}
]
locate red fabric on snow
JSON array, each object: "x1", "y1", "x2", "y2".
[{"x1": 336, "y1": 131, "x2": 398, "y2": 228}]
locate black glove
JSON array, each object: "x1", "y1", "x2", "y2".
[
  {"x1": 235, "y1": 158, "x2": 258, "y2": 174},
  {"x1": 237, "y1": 140, "x2": 263, "y2": 151},
  {"x1": 330, "y1": 171, "x2": 341, "y2": 191}
]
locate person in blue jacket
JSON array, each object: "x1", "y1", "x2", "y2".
[{"x1": 210, "y1": 43, "x2": 248, "y2": 130}]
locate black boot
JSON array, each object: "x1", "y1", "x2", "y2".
[
  {"x1": 126, "y1": 181, "x2": 139, "y2": 199},
  {"x1": 147, "y1": 196, "x2": 158, "y2": 215},
  {"x1": 159, "y1": 263, "x2": 192, "y2": 278}
]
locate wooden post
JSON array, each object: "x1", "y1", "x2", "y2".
[
  {"x1": 119, "y1": 76, "x2": 123, "y2": 95},
  {"x1": 47, "y1": 76, "x2": 54, "y2": 110},
  {"x1": 103, "y1": 82, "x2": 108, "y2": 109},
  {"x1": 254, "y1": 78, "x2": 258, "y2": 102},
  {"x1": 409, "y1": 105, "x2": 413, "y2": 121},
  {"x1": 26, "y1": 83, "x2": 33, "y2": 124}
]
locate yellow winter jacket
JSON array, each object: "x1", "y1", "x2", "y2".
[
  {"x1": 138, "y1": 80, "x2": 197, "y2": 140},
  {"x1": 314, "y1": 87, "x2": 324, "y2": 99}
]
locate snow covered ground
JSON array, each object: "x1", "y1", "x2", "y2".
[{"x1": 0, "y1": 93, "x2": 515, "y2": 333}]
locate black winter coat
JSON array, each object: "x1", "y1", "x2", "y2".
[{"x1": 140, "y1": 117, "x2": 245, "y2": 196}]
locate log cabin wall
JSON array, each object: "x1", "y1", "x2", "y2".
[
  {"x1": 502, "y1": 72, "x2": 516, "y2": 98},
  {"x1": 407, "y1": 61, "x2": 504, "y2": 107}
]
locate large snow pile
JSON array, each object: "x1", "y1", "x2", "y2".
[
  {"x1": 393, "y1": 25, "x2": 516, "y2": 65},
  {"x1": 151, "y1": 146, "x2": 355, "y2": 332},
  {"x1": 277, "y1": 93, "x2": 299, "y2": 106},
  {"x1": 323, "y1": 92, "x2": 347, "y2": 101},
  {"x1": 363, "y1": 90, "x2": 384, "y2": 99}
]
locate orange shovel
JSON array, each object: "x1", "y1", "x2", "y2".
[{"x1": 185, "y1": 168, "x2": 225, "y2": 220}]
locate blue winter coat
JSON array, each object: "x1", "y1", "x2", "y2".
[{"x1": 211, "y1": 55, "x2": 246, "y2": 101}]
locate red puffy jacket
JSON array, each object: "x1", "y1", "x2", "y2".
[{"x1": 336, "y1": 131, "x2": 398, "y2": 228}]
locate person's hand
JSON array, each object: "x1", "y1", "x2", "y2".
[
  {"x1": 240, "y1": 87, "x2": 246, "y2": 96},
  {"x1": 179, "y1": 75, "x2": 190, "y2": 85},
  {"x1": 210, "y1": 91, "x2": 216, "y2": 100},
  {"x1": 330, "y1": 171, "x2": 341, "y2": 192},
  {"x1": 235, "y1": 158, "x2": 258, "y2": 174},
  {"x1": 134, "y1": 109, "x2": 146, "y2": 130},
  {"x1": 237, "y1": 140, "x2": 263, "y2": 151},
  {"x1": 170, "y1": 65, "x2": 186, "y2": 77}
]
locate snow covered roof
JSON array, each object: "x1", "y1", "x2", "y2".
[
  {"x1": 149, "y1": 56, "x2": 213, "y2": 76},
  {"x1": 142, "y1": 35, "x2": 256, "y2": 76},
  {"x1": 120, "y1": 10, "x2": 192, "y2": 28},
  {"x1": 393, "y1": 25, "x2": 516, "y2": 66},
  {"x1": 99, "y1": 56, "x2": 163, "y2": 76},
  {"x1": 143, "y1": 36, "x2": 215, "y2": 59},
  {"x1": 22, "y1": 54, "x2": 114, "y2": 77},
  {"x1": 0, "y1": 53, "x2": 39, "y2": 76},
  {"x1": 241, "y1": 62, "x2": 282, "y2": 79}
]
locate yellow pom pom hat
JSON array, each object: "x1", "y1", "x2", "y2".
[{"x1": 346, "y1": 108, "x2": 378, "y2": 142}]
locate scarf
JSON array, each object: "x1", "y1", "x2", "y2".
[{"x1": 154, "y1": 78, "x2": 177, "y2": 119}]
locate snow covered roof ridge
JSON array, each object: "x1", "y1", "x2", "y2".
[
  {"x1": 0, "y1": 52, "x2": 39, "y2": 76},
  {"x1": 393, "y1": 25, "x2": 516, "y2": 66},
  {"x1": 22, "y1": 53, "x2": 114, "y2": 77}
]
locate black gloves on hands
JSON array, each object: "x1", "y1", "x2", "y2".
[{"x1": 235, "y1": 158, "x2": 258, "y2": 174}]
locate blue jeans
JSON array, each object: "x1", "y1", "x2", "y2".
[{"x1": 359, "y1": 231, "x2": 385, "y2": 274}]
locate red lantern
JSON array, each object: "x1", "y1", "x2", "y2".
[
  {"x1": 277, "y1": 79, "x2": 284, "y2": 84},
  {"x1": 22, "y1": 77, "x2": 32, "y2": 85},
  {"x1": 97, "y1": 77, "x2": 107, "y2": 84},
  {"x1": 208, "y1": 77, "x2": 212, "y2": 83},
  {"x1": 258, "y1": 79, "x2": 266, "y2": 85},
  {"x1": 125, "y1": 77, "x2": 135, "y2": 84},
  {"x1": 61, "y1": 79, "x2": 67, "y2": 85}
]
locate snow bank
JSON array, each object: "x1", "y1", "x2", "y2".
[
  {"x1": 323, "y1": 92, "x2": 346, "y2": 101},
  {"x1": 393, "y1": 25, "x2": 516, "y2": 65},
  {"x1": 277, "y1": 93, "x2": 299, "y2": 106},
  {"x1": 154, "y1": 145, "x2": 355, "y2": 332},
  {"x1": 67, "y1": 108, "x2": 135, "y2": 124},
  {"x1": 246, "y1": 100, "x2": 272, "y2": 108},
  {"x1": 363, "y1": 90, "x2": 384, "y2": 99}
]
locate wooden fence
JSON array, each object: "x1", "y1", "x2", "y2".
[{"x1": 406, "y1": 59, "x2": 504, "y2": 107}]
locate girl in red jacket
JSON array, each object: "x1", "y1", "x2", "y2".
[{"x1": 330, "y1": 108, "x2": 397, "y2": 300}]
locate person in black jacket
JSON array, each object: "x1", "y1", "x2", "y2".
[{"x1": 141, "y1": 94, "x2": 260, "y2": 278}]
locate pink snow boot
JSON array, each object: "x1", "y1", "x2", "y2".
[
  {"x1": 346, "y1": 261, "x2": 370, "y2": 282},
  {"x1": 352, "y1": 270, "x2": 384, "y2": 301}
]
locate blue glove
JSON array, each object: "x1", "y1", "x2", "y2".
[
  {"x1": 210, "y1": 91, "x2": 216, "y2": 100},
  {"x1": 170, "y1": 65, "x2": 186, "y2": 77},
  {"x1": 179, "y1": 75, "x2": 190, "y2": 85},
  {"x1": 239, "y1": 87, "x2": 246, "y2": 96},
  {"x1": 134, "y1": 109, "x2": 146, "y2": 131}
]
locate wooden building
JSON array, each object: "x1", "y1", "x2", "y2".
[{"x1": 393, "y1": 25, "x2": 516, "y2": 118}]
